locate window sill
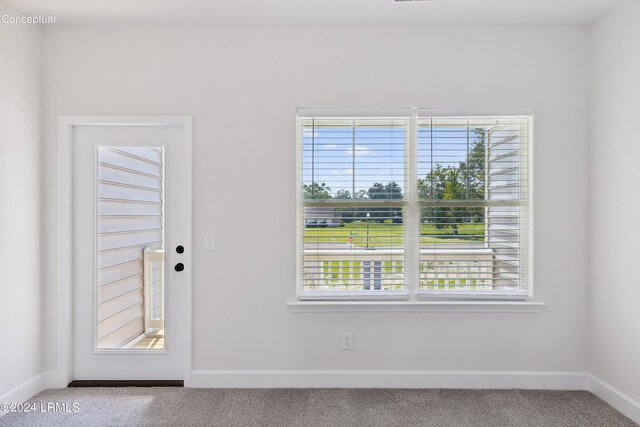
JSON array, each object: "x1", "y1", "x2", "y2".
[{"x1": 287, "y1": 300, "x2": 546, "y2": 313}]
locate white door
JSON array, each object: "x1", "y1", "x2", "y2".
[{"x1": 72, "y1": 122, "x2": 189, "y2": 380}]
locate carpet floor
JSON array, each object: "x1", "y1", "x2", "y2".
[{"x1": 0, "y1": 388, "x2": 636, "y2": 426}]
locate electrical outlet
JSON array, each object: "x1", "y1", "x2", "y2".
[{"x1": 341, "y1": 332, "x2": 353, "y2": 350}]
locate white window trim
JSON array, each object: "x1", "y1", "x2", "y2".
[
  {"x1": 295, "y1": 108, "x2": 538, "y2": 309},
  {"x1": 287, "y1": 300, "x2": 546, "y2": 313}
]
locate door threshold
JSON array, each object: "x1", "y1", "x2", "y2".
[{"x1": 68, "y1": 380, "x2": 183, "y2": 387}]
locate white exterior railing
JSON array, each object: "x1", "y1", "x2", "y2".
[
  {"x1": 303, "y1": 248, "x2": 495, "y2": 292},
  {"x1": 304, "y1": 249, "x2": 404, "y2": 292},
  {"x1": 419, "y1": 248, "x2": 494, "y2": 291},
  {"x1": 143, "y1": 248, "x2": 164, "y2": 332}
]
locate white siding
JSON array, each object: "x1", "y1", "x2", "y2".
[
  {"x1": 486, "y1": 123, "x2": 527, "y2": 289},
  {"x1": 97, "y1": 147, "x2": 164, "y2": 348}
]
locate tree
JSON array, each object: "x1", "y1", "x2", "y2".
[
  {"x1": 351, "y1": 189, "x2": 371, "y2": 221},
  {"x1": 354, "y1": 190, "x2": 368, "y2": 200},
  {"x1": 367, "y1": 181, "x2": 403, "y2": 223},
  {"x1": 418, "y1": 129, "x2": 486, "y2": 234},
  {"x1": 418, "y1": 166, "x2": 467, "y2": 235},
  {"x1": 459, "y1": 128, "x2": 486, "y2": 201},
  {"x1": 334, "y1": 189, "x2": 351, "y2": 199},
  {"x1": 303, "y1": 182, "x2": 331, "y2": 200},
  {"x1": 334, "y1": 189, "x2": 355, "y2": 223}
]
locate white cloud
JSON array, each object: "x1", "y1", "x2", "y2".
[
  {"x1": 302, "y1": 129, "x2": 319, "y2": 138},
  {"x1": 322, "y1": 144, "x2": 338, "y2": 150},
  {"x1": 346, "y1": 145, "x2": 374, "y2": 156},
  {"x1": 331, "y1": 169, "x2": 354, "y2": 176}
]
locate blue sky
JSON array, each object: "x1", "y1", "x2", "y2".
[
  {"x1": 302, "y1": 124, "x2": 478, "y2": 196},
  {"x1": 302, "y1": 126, "x2": 404, "y2": 196}
]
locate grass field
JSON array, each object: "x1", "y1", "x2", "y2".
[{"x1": 304, "y1": 222, "x2": 484, "y2": 247}]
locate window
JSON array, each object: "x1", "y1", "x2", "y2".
[{"x1": 297, "y1": 109, "x2": 530, "y2": 300}]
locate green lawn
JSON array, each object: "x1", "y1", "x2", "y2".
[{"x1": 304, "y1": 222, "x2": 484, "y2": 247}]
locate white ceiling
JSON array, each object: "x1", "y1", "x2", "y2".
[{"x1": 6, "y1": 0, "x2": 626, "y2": 26}]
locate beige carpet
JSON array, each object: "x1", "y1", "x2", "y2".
[{"x1": 0, "y1": 388, "x2": 636, "y2": 426}]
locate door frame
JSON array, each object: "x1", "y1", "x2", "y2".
[{"x1": 57, "y1": 116, "x2": 193, "y2": 387}]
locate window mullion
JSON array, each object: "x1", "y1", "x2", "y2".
[{"x1": 405, "y1": 110, "x2": 420, "y2": 300}]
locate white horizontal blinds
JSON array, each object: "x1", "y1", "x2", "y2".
[
  {"x1": 417, "y1": 116, "x2": 529, "y2": 297},
  {"x1": 96, "y1": 146, "x2": 164, "y2": 348},
  {"x1": 302, "y1": 208, "x2": 405, "y2": 293},
  {"x1": 300, "y1": 117, "x2": 407, "y2": 198},
  {"x1": 487, "y1": 119, "x2": 529, "y2": 293},
  {"x1": 300, "y1": 117, "x2": 408, "y2": 295}
]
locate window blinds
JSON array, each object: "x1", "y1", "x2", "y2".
[
  {"x1": 299, "y1": 117, "x2": 408, "y2": 298},
  {"x1": 298, "y1": 111, "x2": 530, "y2": 299},
  {"x1": 417, "y1": 116, "x2": 529, "y2": 297}
]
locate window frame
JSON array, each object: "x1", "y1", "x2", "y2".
[{"x1": 296, "y1": 108, "x2": 534, "y2": 303}]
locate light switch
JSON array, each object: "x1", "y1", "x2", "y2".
[{"x1": 204, "y1": 233, "x2": 216, "y2": 251}]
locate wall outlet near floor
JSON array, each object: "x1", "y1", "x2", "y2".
[{"x1": 341, "y1": 332, "x2": 353, "y2": 350}]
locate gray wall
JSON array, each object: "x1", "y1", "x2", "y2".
[
  {"x1": 42, "y1": 26, "x2": 590, "y2": 376},
  {"x1": 589, "y1": 0, "x2": 640, "y2": 405},
  {"x1": 0, "y1": 0, "x2": 43, "y2": 400}
]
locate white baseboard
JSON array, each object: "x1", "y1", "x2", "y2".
[
  {"x1": 589, "y1": 374, "x2": 640, "y2": 425},
  {"x1": 191, "y1": 370, "x2": 588, "y2": 390},
  {"x1": 0, "y1": 371, "x2": 56, "y2": 419}
]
